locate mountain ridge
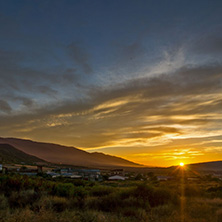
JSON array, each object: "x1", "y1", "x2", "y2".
[
  {"x1": 0, "y1": 137, "x2": 140, "y2": 167},
  {"x1": 0, "y1": 143, "x2": 47, "y2": 165}
]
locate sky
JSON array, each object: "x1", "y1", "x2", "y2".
[{"x1": 0, "y1": 0, "x2": 221, "y2": 166}]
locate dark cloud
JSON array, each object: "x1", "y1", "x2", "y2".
[
  {"x1": 19, "y1": 97, "x2": 34, "y2": 107},
  {"x1": 0, "y1": 100, "x2": 11, "y2": 113},
  {"x1": 68, "y1": 43, "x2": 93, "y2": 74},
  {"x1": 62, "y1": 68, "x2": 78, "y2": 82},
  {"x1": 38, "y1": 85, "x2": 57, "y2": 97},
  {"x1": 191, "y1": 32, "x2": 222, "y2": 55},
  {"x1": 0, "y1": 47, "x2": 84, "y2": 112},
  {"x1": 116, "y1": 42, "x2": 146, "y2": 63},
  {"x1": 90, "y1": 64, "x2": 222, "y2": 107}
]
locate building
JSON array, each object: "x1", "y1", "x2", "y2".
[
  {"x1": 157, "y1": 176, "x2": 173, "y2": 181},
  {"x1": 108, "y1": 175, "x2": 126, "y2": 181},
  {"x1": 48, "y1": 168, "x2": 102, "y2": 181}
]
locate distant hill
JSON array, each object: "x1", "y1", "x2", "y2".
[
  {"x1": 0, "y1": 143, "x2": 47, "y2": 165},
  {"x1": 0, "y1": 137, "x2": 140, "y2": 167},
  {"x1": 188, "y1": 161, "x2": 222, "y2": 172},
  {"x1": 167, "y1": 161, "x2": 222, "y2": 176}
]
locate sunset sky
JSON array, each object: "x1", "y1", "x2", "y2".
[{"x1": 0, "y1": 0, "x2": 221, "y2": 166}]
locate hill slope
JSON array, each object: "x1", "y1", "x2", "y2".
[
  {"x1": 0, "y1": 143, "x2": 47, "y2": 165},
  {"x1": 0, "y1": 137, "x2": 140, "y2": 167},
  {"x1": 168, "y1": 161, "x2": 222, "y2": 175},
  {"x1": 188, "y1": 161, "x2": 222, "y2": 172}
]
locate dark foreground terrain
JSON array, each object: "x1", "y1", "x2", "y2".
[{"x1": 0, "y1": 173, "x2": 222, "y2": 222}]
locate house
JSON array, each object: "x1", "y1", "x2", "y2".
[
  {"x1": 70, "y1": 175, "x2": 82, "y2": 179},
  {"x1": 46, "y1": 171, "x2": 60, "y2": 178},
  {"x1": 48, "y1": 168, "x2": 102, "y2": 181},
  {"x1": 108, "y1": 175, "x2": 126, "y2": 181},
  {"x1": 157, "y1": 176, "x2": 173, "y2": 181},
  {"x1": 111, "y1": 169, "x2": 125, "y2": 176}
]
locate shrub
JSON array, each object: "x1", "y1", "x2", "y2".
[
  {"x1": 0, "y1": 194, "x2": 8, "y2": 210},
  {"x1": 76, "y1": 210, "x2": 98, "y2": 222},
  {"x1": 185, "y1": 185, "x2": 202, "y2": 197},
  {"x1": 132, "y1": 183, "x2": 155, "y2": 205},
  {"x1": 151, "y1": 187, "x2": 174, "y2": 207},
  {"x1": 8, "y1": 190, "x2": 40, "y2": 208},
  {"x1": 120, "y1": 207, "x2": 149, "y2": 221},
  {"x1": 207, "y1": 186, "x2": 222, "y2": 198},
  {"x1": 122, "y1": 196, "x2": 150, "y2": 210},
  {"x1": 73, "y1": 186, "x2": 87, "y2": 199},
  {"x1": 33, "y1": 196, "x2": 68, "y2": 213},
  {"x1": 216, "y1": 208, "x2": 222, "y2": 222},
  {"x1": 87, "y1": 193, "x2": 121, "y2": 212},
  {"x1": 90, "y1": 186, "x2": 114, "y2": 197},
  {"x1": 55, "y1": 183, "x2": 74, "y2": 197},
  {"x1": 132, "y1": 183, "x2": 178, "y2": 208}
]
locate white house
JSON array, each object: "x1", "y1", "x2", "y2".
[{"x1": 108, "y1": 175, "x2": 125, "y2": 181}]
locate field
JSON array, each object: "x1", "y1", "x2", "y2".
[{"x1": 0, "y1": 172, "x2": 222, "y2": 222}]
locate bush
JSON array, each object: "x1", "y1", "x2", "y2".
[
  {"x1": 185, "y1": 185, "x2": 202, "y2": 197},
  {"x1": 33, "y1": 196, "x2": 68, "y2": 213},
  {"x1": 8, "y1": 190, "x2": 40, "y2": 208},
  {"x1": 120, "y1": 207, "x2": 148, "y2": 221},
  {"x1": 87, "y1": 193, "x2": 121, "y2": 212},
  {"x1": 207, "y1": 186, "x2": 222, "y2": 198},
  {"x1": 76, "y1": 210, "x2": 98, "y2": 222},
  {"x1": 55, "y1": 183, "x2": 74, "y2": 197},
  {"x1": 151, "y1": 187, "x2": 175, "y2": 207},
  {"x1": 0, "y1": 195, "x2": 8, "y2": 210},
  {"x1": 90, "y1": 186, "x2": 114, "y2": 197},
  {"x1": 122, "y1": 196, "x2": 150, "y2": 210},
  {"x1": 73, "y1": 186, "x2": 87, "y2": 199},
  {"x1": 132, "y1": 183, "x2": 178, "y2": 207}
]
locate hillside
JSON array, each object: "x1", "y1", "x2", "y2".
[
  {"x1": 188, "y1": 161, "x2": 222, "y2": 172},
  {"x1": 0, "y1": 143, "x2": 47, "y2": 165},
  {"x1": 167, "y1": 161, "x2": 222, "y2": 176},
  {"x1": 0, "y1": 137, "x2": 140, "y2": 167}
]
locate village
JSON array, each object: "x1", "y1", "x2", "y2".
[{"x1": 1, "y1": 162, "x2": 222, "y2": 182}]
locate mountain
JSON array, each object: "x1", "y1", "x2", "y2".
[
  {"x1": 0, "y1": 137, "x2": 140, "y2": 167},
  {"x1": 188, "y1": 161, "x2": 222, "y2": 172},
  {"x1": 0, "y1": 143, "x2": 47, "y2": 165},
  {"x1": 167, "y1": 161, "x2": 222, "y2": 176}
]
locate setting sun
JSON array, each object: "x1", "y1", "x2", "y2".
[{"x1": 180, "y1": 162, "x2": 184, "y2": 166}]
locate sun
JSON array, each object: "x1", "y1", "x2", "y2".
[{"x1": 180, "y1": 162, "x2": 184, "y2": 167}]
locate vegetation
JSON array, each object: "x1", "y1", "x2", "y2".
[
  {"x1": 0, "y1": 173, "x2": 222, "y2": 222},
  {"x1": 0, "y1": 144, "x2": 46, "y2": 165}
]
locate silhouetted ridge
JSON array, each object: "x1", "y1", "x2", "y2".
[
  {"x1": 0, "y1": 137, "x2": 140, "y2": 167},
  {"x1": 0, "y1": 143, "x2": 46, "y2": 164}
]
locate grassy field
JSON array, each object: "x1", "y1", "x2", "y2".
[{"x1": 0, "y1": 174, "x2": 222, "y2": 222}]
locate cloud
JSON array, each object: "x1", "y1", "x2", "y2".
[
  {"x1": 0, "y1": 46, "x2": 85, "y2": 113},
  {"x1": 68, "y1": 42, "x2": 93, "y2": 74},
  {"x1": 0, "y1": 62, "x2": 221, "y2": 154},
  {"x1": 0, "y1": 100, "x2": 11, "y2": 113},
  {"x1": 115, "y1": 42, "x2": 146, "y2": 66},
  {"x1": 191, "y1": 32, "x2": 222, "y2": 55},
  {"x1": 37, "y1": 85, "x2": 57, "y2": 96}
]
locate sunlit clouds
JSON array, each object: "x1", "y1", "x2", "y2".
[{"x1": 1, "y1": 62, "x2": 221, "y2": 166}]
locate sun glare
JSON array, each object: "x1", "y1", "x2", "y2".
[{"x1": 180, "y1": 162, "x2": 184, "y2": 167}]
